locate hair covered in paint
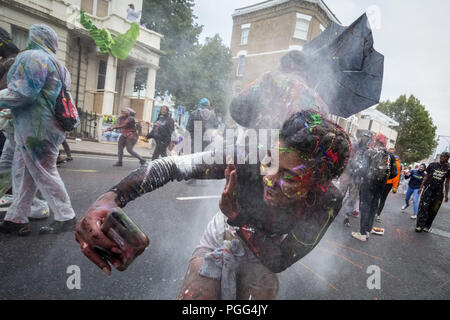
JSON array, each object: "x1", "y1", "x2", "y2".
[
  {"x1": 0, "y1": 27, "x2": 19, "y2": 57},
  {"x1": 280, "y1": 110, "x2": 351, "y2": 183}
]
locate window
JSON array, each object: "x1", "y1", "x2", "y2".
[
  {"x1": 97, "y1": 60, "x2": 107, "y2": 90},
  {"x1": 81, "y1": 0, "x2": 94, "y2": 14},
  {"x1": 240, "y1": 24, "x2": 250, "y2": 45},
  {"x1": 236, "y1": 55, "x2": 246, "y2": 77},
  {"x1": 81, "y1": 0, "x2": 110, "y2": 17},
  {"x1": 11, "y1": 26, "x2": 28, "y2": 51},
  {"x1": 294, "y1": 13, "x2": 311, "y2": 40},
  {"x1": 96, "y1": 0, "x2": 110, "y2": 17}
]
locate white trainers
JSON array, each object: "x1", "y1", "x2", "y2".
[
  {"x1": 410, "y1": 215, "x2": 417, "y2": 219},
  {"x1": 371, "y1": 227, "x2": 385, "y2": 235},
  {"x1": 401, "y1": 204, "x2": 409, "y2": 211},
  {"x1": 351, "y1": 232, "x2": 367, "y2": 242}
]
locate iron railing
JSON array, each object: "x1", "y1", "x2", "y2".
[{"x1": 66, "y1": 109, "x2": 100, "y2": 141}]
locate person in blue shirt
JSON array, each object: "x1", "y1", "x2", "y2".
[{"x1": 402, "y1": 163, "x2": 426, "y2": 219}]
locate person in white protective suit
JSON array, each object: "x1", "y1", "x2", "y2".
[
  {"x1": 0, "y1": 109, "x2": 50, "y2": 221},
  {"x1": 0, "y1": 24, "x2": 76, "y2": 236}
]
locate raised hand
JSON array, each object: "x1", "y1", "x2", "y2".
[
  {"x1": 75, "y1": 192, "x2": 123, "y2": 275},
  {"x1": 219, "y1": 164, "x2": 238, "y2": 221}
]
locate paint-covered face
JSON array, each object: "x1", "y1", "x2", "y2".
[
  {"x1": 419, "y1": 165, "x2": 425, "y2": 172},
  {"x1": 262, "y1": 140, "x2": 315, "y2": 207}
]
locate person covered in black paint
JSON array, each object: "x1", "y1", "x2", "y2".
[{"x1": 415, "y1": 152, "x2": 450, "y2": 232}]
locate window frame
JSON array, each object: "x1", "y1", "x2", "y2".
[
  {"x1": 240, "y1": 23, "x2": 251, "y2": 46},
  {"x1": 81, "y1": 0, "x2": 110, "y2": 17},
  {"x1": 236, "y1": 55, "x2": 246, "y2": 77},
  {"x1": 10, "y1": 25, "x2": 29, "y2": 51},
  {"x1": 97, "y1": 60, "x2": 107, "y2": 90},
  {"x1": 293, "y1": 13, "x2": 312, "y2": 40}
]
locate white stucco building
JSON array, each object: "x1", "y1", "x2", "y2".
[{"x1": 0, "y1": 0, "x2": 163, "y2": 139}]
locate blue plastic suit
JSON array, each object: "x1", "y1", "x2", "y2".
[{"x1": 0, "y1": 24, "x2": 75, "y2": 224}]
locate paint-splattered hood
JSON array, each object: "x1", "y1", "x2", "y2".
[{"x1": 28, "y1": 24, "x2": 58, "y2": 54}]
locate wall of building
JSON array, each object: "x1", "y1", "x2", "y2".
[{"x1": 230, "y1": 0, "x2": 332, "y2": 90}]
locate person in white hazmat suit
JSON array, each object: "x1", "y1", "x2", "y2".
[{"x1": 0, "y1": 24, "x2": 76, "y2": 236}]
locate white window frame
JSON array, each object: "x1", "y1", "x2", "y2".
[
  {"x1": 240, "y1": 23, "x2": 251, "y2": 45},
  {"x1": 236, "y1": 55, "x2": 246, "y2": 77},
  {"x1": 82, "y1": 0, "x2": 111, "y2": 17},
  {"x1": 294, "y1": 13, "x2": 312, "y2": 40}
]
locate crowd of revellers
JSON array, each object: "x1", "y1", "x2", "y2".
[
  {"x1": 338, "y1": 131, "x2": 449, "y2": 241},
  {"x1": 0, "y1": 23, "x2": 449, "y2": 301}
]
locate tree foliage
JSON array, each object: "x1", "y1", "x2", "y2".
[
  {"x1": 141, "y1": 0, "x2": 232, "y2": 116},
  {"x1": 174, "y1": 35, "x2": 232, "y2": 117},
  {"x1": 377, "y1": 95, "x2": 437, "y2": 163}
]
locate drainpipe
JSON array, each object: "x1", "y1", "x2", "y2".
[{"x1": 75, "y1": 37, "x2": 82, "y2": 107}]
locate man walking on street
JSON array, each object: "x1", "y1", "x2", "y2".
[
  {"x1": 147, "y1": 106, "x2": 174, "y2": 160},
  {"x1": 402, "y1": 163, "x2": 426, "y2": 219},
  {"x1": 352, "y1": 133, "x2": 395, "y2": 241},
  {"x1": 0, "y1": 24, "x2": 77, "y2": 236},
  {"x1": 186, "y1": 98, "x2": 219, "y2": 153},
  {"x1": 415, "y1": 153, "x2": 450, "y2": 232},
  {"x1": 375, "y1": 148, "x2": 400, "y2": 222}
]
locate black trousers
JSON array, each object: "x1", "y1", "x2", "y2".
[
  {"x1": 359, "y1": 180, "x2": 385, "y2": 234},
  {"x1": 118, "y1": 135, "x2": 145, "y2": 163},
  {"x1": 152, "y1": 141, "x2": 168, "y2": 160},
  {"x1": 416, "y1": 186, "x2": 443, "y2": 229},
  {"x1": 377, "y1": 183, "x2": 393, "y2": 216}
]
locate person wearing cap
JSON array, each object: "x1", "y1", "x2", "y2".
[
  {"x1": 415, "y1": 152, "x2": 450, "y2": 232},
  {"x1": 108, "y1": 107, "x2": 146, "y2": 167},
  {"x1": 402, "y1": 163, "x2": 426, "y2": 219},
  {"x1": 186, "y1": 98, "x2": 219, "y2": 153},
  {"x1": 0, "y1": 24, "x2": 77, "y2": 236}
]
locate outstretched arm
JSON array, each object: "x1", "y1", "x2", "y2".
[{"x1": 75, "y1": 152, "x2": 227, "y2": 274}]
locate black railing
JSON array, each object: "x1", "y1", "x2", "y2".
[{"x1": 66, "y1": 109, "x2": 100, "y2": 141}]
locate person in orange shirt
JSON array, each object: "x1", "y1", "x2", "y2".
[{"x1": 376, "y1": 148, "x2": 401, "y2": 222}]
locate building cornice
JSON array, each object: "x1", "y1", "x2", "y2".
[{"x1": 233, "y1": 0, "x2": 340, "y2": 25}]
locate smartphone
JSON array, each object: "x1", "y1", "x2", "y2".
[{"x1": 96, "y1": 207, "x2": 150, "y2": 271}]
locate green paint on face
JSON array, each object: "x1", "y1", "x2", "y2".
[{"x1": 310, "y1": 114, "x2": 322, "y2": 125}]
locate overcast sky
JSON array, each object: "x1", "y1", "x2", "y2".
[{"x1": 193, "y1": 0, "x2": 450, "y2": 154}]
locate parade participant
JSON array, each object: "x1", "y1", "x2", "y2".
[
  {"x1": 75, "y1": 110, "x2": 350, "y2": 300},
  {"x1": 75, "y1": 14, "x2": 381, "y2": 298},
  {"x1": 402, "y1": 163, "x2": 426, "y2": 219},
  {"x1": 186, "y1": 98, "x2": 219, "y2": 153},
  {"x1": 376, "y1": 148, "x2": 400, "y2": 222},
  {"x1": 0, "y1": 27, "x2": 20, "y2": 198},
  {"x1": 352, "y1": 133, "x2": 395, "y2": 241},
  {"x1": 147, "y1": 106, "x2": 174, "y2": 160},
  {"x1": 0, "y1": 27, "x2": 49, "y2": 221},
  {"x1": 108, "y1": 107, "x2": 146, "y2": 167},
  {"x1": 415, "y1": 153, "x2": 450, "y2": 232},
  {"x1": 0, "y1": 24, "x2": 76, "y2": 235},
  {"x1": 341, "y1": 131, "x2": 373, "y2": 226}
]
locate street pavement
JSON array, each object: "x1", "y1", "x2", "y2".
[{"x1": 0, "y1": 154, "x2": 449, "y2": 300}]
